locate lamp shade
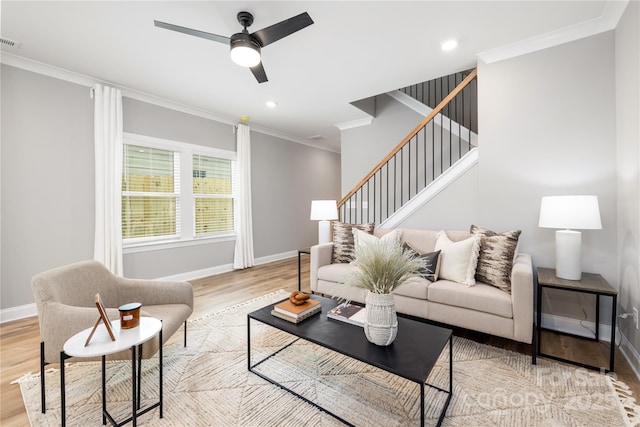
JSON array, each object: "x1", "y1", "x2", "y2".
[
  {"x1": 538, "y1": 195, "x2": 602, "y2": 230},
  {"x1": 310, "y1": 200, "x2": 338, "y2": 220}
]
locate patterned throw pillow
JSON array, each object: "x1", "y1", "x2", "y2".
[
  {"x1": 470, "y1": 225, "x2": 522, "y2": 294},
  {"x1": 331, "y1": 222, "x2": 375, "y2": 263},
  {"x1": 403, "y1": 243, "x2": 441, "y2": 281},
  {"x1": 434, "y1": 232, "x2": 481, "y2": 286}
]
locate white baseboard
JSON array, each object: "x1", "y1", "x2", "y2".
[
  {"x1": 0, "y1": 250, "x2": 300, "y2": 324},
  {"x1": 0, "y1": 303, "x2": 38, "y2": 323},
  {"x1": 155, "y1": 250, "x2": 297, "y2": 282},
  {"x1": 541, "y1": 312, "x2": 612, "y2": 342},
  {"x1": 618, "y1": 331, "x2": 640, "y2": 381}
]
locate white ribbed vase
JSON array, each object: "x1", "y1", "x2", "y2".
[{"x1": 364, "y1": 291, "x2": 398, "y2": 346}]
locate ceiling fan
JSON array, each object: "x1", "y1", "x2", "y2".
[{"x1": 154, "y1": 11, "x2": 314, "y2": 83}]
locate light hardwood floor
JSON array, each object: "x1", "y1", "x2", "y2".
[{"x1": 2, "y1": 256, "x2": 639, "y2": 425}]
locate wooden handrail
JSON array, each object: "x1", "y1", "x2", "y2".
[{"x1": 338, "y1": 68, "x2": 478, "y2": 209}]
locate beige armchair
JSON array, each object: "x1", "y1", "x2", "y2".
[{"x1": 31, "y1": 260, "x2": 194, "y2": 413}]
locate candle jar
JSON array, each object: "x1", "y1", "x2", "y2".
[{"x1": 119, "y1": 302, "x2": 141, "y2": 329}]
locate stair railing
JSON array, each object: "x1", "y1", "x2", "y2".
[
  {"x1": 338, "y1": 68, "x2": 477, "y2": 225},
  {"x1": 400, "y1": 69, "x2": 478, "y2": 134}
]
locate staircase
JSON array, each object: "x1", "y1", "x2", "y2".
[{"x1": 338, "y1": 68, "x2": 478, "y2": 225}]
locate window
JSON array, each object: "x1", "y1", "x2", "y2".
[
  {"x1": 122, "y1": 133, "x2": 236, "y2": 248},
  {"x1": 122, "y1": 145, "x2": 180, "y2": 240},
  {"x1": 193, "y1": 154, "x2": 236, "y2": 235}
]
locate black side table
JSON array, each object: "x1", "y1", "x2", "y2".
[
  {"x1": 297, "y1": 248, "x2": 311, "y2": 291},
  {"x1": 535, "y1": 267, "x2": 617, "y2": 372}
]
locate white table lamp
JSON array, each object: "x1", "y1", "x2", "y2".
[
  {"x1": 310, "y1": 200, "x2": 338, "y2": 244},
  {"x1": 538, "y1": 195, "x2": 602, "y2": 280}
]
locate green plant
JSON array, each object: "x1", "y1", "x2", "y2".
[{"x1": 345, "y1": 240, "x2": 426, "y2": 294}]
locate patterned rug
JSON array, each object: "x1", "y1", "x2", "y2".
[{"x1": 15, "y1": 290, "x2": 640, "y2": 426}]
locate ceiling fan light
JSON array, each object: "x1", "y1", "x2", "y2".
[{"x1": 230, "y1": 34, "x2": 261, "y2": 67}]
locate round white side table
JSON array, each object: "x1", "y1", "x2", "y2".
[{"x1": 61, "y1": 317, "x2": 163, "y2": 427}]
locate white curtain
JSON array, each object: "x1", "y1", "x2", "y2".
[
  {"x1": 93, "y1": 84, "x2": 124, "y2": 276},
  {"x1": 233, "y1": 123, "x2": 255, "y2": 269}
]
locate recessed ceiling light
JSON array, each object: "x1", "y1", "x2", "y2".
[
  {"x1": 266, "y1": 100, "x2": 277, "y2": 108},
  {"x1": 441, "y1": 39, "x2": 458, "y2": 51}
]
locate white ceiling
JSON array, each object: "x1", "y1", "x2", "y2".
[{"x1": 0, "y1": 1, "x2": 627, "y2": 152}]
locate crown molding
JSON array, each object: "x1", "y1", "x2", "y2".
[
  {"x1": 1, "y1": 52, "x2": 340, "y2": 153},
  {"x1": 477, "y1": 0, "x2": 629, "y2": 64},
  {"x1": 334, "y1": 116, "x2": 373, "y2": 131}
]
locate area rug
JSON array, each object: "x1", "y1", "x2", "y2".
[{"x1": 15, "y1": 290, "x2": 640, "y2": 426}]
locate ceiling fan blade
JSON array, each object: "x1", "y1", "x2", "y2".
[
  {"x1": 250, "y1": 62, "x2": 268, "y2": 83},
  {"x1": 251, "y1": 12, "x2": 313, "y2": 47},
  {"x1": 154, "y1": 20, "x2": 230, "y2": 45}
]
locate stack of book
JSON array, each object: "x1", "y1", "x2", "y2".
[
  {"x1": 327, "y1": 303, "x2": 366, "y2": 327},
  {"x1": 271, "y1": 298, "x2": 321, "y2": 323}
]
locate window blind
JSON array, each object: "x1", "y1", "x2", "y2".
[
  {"x1": 193, "y1": 154, "x2": 236, "y2": 235},
  {"x1": 122, "y1": 144, "x2": 180, "y2": 240}
]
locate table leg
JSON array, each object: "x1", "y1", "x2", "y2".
[
  {"x1": 137, "y1": 344, "x2": 142, "y2": 410},
  {"x1": 536, "y1": 283, "x2": 543, "y2": 363},
  {"x1": 420, "y1": 383, "x2": 425, "y2": 427},
  {"x1": 41, "y1": 342, "x2": 46, "y2": 414},
  {"x1": 297, "y1": 251, "x2": 302, "y2": 291},
  {"x1": 449, "y1": 335, "x2": 453, "y2": 393},
  {"x1": 247, "y1": 315, "x2": 251, "y2": 371},
  {"x1": 131, "y1": 345, "x2": 137, "y2": 427},
  {"x1": 102, "y1": 356, "x2": 106, "y2": 425},
  {"x1": 610, "y1": 295, "x2": 617, "y2": 372},
  {"x1": 159, "y1": 326, "x2": 163, "y2": 418},
  {"x1": 596, "y1": 294, "x2": 601, "y2": 341},
  {"x1": 60, "y1": 351, "x2": 66, "y2": 427}
]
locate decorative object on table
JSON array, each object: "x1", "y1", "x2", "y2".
[
  {"x1": 272, "y1": 297, "x2": 321, "y2": 323},
  {"x1": 288, "y1": 291, "x2": 310, "y2": 305},
  {"x1": 345, "y1": 237, "x2": 425, "y2": 345},
  {"x1": 270, "y1": 308, "x2": 320, "y2": 324},
  {"x1": 84, "y1": 293, "x2": 115, "y2": 346},
  {"x1": 118, "y1": 302, "x2": 142, "y2": 329},
  {"x1": 538, "y1": 195, "x2": 602, "y2": 280},
  {"x1": 327, "y1": 303, "x2": 366, "y2": 327},
  {"x1": 310, "y1": 200, "x2": 339, "y2": 244}
]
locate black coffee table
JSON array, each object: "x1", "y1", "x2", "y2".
[{"x1": 247, "y1": 295, "x2": 452, "y2": 426}]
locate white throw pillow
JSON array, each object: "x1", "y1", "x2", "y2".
[
  {"x1": 352, "y1": 228, "x2": 401, "y2": 252},
  {"x1": 434, "y1": 231, "x2": 481, "y2": 286}
]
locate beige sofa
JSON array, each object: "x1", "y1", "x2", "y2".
[{"x1": 311, "y1": 228, "x2": 533, "y2": 344}]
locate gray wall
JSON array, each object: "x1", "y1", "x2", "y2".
[
  {"x1": 1, "y1": 64, "x2": 341, "y2": 310},
  {"x1": 1, "y1": 65, "x2": 95, "y2": 310},
  {"x1": 340, "y1": 32, "x2": 620, "y2": 330},
  {"x1": 251, "y1": 132, "x2": 341, "y2": 256},
  {"x1": 340, "y1": 94, "x2": 423, "y2": 195},
  {"x1": 615, "y1": 0, "x2": 640, "y2": 369},
  {"x1": 478, "y1": 32, "x2": 617, "y2": 323},
  {"x1": 395, "y1": 164, "x2": 479, "y2": 231},
  {"x1": 121, "y1": 97, "x2": 238, "y2": 279}
]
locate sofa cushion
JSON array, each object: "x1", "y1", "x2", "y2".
[
  {"x1": 393, "y1": 276, "x2": 430, "y2": 300},
  {"x1": 471, "y1": 225, "x2": 521, "y2": 294},
  {"x1": 434, "y1": 232, "x2": 481, "y2": 286},
  {"x1": 317, "y1": 263, "x2": 356, "y2": 283},
  {"x1": 428, "y1": 280, "x2": 513, "y2": 318},
  {"x1": 331, "y1": 222, "x2": 375, "y2": 263}
]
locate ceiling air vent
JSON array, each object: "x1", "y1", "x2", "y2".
[
  {"x1": 0, "y1": 37, "x2": 20, "y2": 48},
  {"x1": 307, "y1": 135, "x2": 326, "y2": 141}
]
